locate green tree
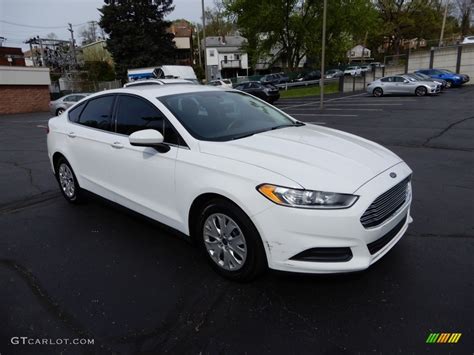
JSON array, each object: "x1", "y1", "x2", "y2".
[
  {"x1": 99, "y1": 0, "x2": 176, "y2": 80},
  {"x1": 225, "y1": 0, "x2": 378, "y2": 70},
  {"x1": 372, "y1": 0, "x2": 459, "y2": 54}
]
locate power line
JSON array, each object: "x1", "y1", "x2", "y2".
[{"x1": 0, "y1": 19, "x2": 89, "y2": 29}]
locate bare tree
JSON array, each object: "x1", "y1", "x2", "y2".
[
  {"x1": 80, "y1": 22, "x2": 101, "y2": 45},
  {"x1": 457, "y1": 0, "x2": 473, "y2": 36}
]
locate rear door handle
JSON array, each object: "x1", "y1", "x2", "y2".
[
  {"x1": 67, "y1": 132, "x2": 76, "y2": 138},
  {"x1": 111, "y1": 142, "x2": 124, "y2": 149}
]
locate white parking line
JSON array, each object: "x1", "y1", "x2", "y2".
[
  {"x1": 285, "y1": 107, "x2": 383, "y2": 111},
  {"x1": 279, "y1": 92, "x2": 367, "y2": 109},
  {"x1": 291, "y1": 113, "x2": 358, "y2": 117}
]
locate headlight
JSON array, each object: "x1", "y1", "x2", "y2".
[{"x1": 257, "y1": 184, "x2": 358, "y2": 209}]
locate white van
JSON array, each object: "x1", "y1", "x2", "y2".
[{"x1": 127, "y1": 65, "x2": 198, "y2": 83}]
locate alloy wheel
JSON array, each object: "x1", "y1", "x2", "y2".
[
  {"x1": 58, "y1": 163, "x2": 75, "y2": 198},
  {"x1": 415, "y1": 87, "x2": 427, "y2": 96},
  {"x1": 203, "y1": 213, "x2": 247, "y2": 271}
]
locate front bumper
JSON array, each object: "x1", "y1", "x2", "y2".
[{"x1": 252, "y1": 162, "x2": 413, "y2": 273}]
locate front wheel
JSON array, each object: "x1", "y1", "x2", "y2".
[
  {"x1": 415, "y1": 86, "x2": 427, "y2": 96},
  {"x1": 373, "y1": 87, "x2": 383, "y2": 97},
  {"x1": 445, "y1": 80, "x2": 452, "y2": 88},
  {"x1": 56, "y1": 108, "x2": 65, "y2": 116},
  {"x1": 197, "y1": 199, "x2": 267, "y2": 281},
  {"x1": 55, "y1": 157, "x2": 83, "y2": 203}
]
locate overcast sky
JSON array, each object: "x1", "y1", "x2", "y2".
[{"x1": 0, "y1": 0, "x2": 208, "y2": 50}]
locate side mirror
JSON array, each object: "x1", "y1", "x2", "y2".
[
  {"x1": 404, "y1": 79, "x2": 409, "y2": 83},
  {"x1": 129, "y1": 129, "x2": 170, "y2": 153}
]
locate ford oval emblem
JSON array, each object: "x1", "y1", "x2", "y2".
[{"x1": 390, "y1": 172, "x2": 397, "y2": 178}]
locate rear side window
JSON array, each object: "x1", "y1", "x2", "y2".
[
  {"x1": 78, "y1": 95, "x2": 115, "y2": 131},
  {"x1": 68, "y1": 102, "x2": 86, "y2": 123},
  {"x1": 115, "y1": 95, "x2": 180, "y2": 145}
]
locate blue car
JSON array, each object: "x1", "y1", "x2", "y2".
[{"x1": 415, "y1": 69, "x2": 469, "y2": 88}]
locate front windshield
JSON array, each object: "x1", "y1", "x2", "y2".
[{"x1": 158, "y1": 91, "x2": 299, "y2": 141}]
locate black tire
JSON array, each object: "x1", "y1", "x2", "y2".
[
  {"x1": 196, "y1": 198, "x2": 267, "y2": 281},
  {"x1": 445, "y1": 80, "x2": 453, "y2": 88},
  {"x1": 373, "y1": 87, "x2": 383, "y2": 97},
  {"x1": 415, "y1": 86, "x2": 427, "y2": 97},
  {"x1": 56, "y1": 108, "x2": 65, "y2": 116},
  {"x1": 55, "y1": 157, "x2": 84, "y2": 204}
]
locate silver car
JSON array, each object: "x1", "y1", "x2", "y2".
[
  {"x1": 49, "y1": 93, "x2": 90, "y2": 116},
  {"x1": 367, "y1": 75, "x2": 440, "y2": 97}
]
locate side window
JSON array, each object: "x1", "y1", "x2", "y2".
[
  {"x1": 68, "y1": 102, "x2": 86, "y2": 123},
  {"x1": 62, "y1": 95, "x2": 73, "y2": 102},
  {"x1": 395, "y1": 77, "x2": 405, "y2": 82},
  {"x1": 115, "y1": 95, "x2": 180, "y2": 145},
  {"x1": 78, "y1": 95, "x2": 115, "y2": 131},
  {"x1": 381, "y1": 77, "x2": 391, "y2": 82}
]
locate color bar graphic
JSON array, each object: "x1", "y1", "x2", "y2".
[{"x1": 426, "y1": 333, "x2": 462, "y2": 344}]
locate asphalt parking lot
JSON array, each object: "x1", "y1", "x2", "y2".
[{"x1": 1, "y1": 87, "x2": 473, "y2": 354}]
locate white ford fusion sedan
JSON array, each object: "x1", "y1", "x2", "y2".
[{"x1": 47, "y1": 85, "x2": 413, "y2": 281}]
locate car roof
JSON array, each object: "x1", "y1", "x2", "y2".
[
  {"x1": 124, "y1": 79, "x2": 192, "y2": 87},
  {"x1": 85, "y1": 84, "x2": 228, "y2": 101}
]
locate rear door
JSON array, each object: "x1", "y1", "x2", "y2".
[
  {"x1": 66, "y1": 94, "x2": 118, "y2": 200},
  {"x1": 380, "y1": 77, "x2": 396, "y2": 93}
]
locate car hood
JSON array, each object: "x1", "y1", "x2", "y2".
[{"x1": 199, "y1": 125, "x2": 402, "y2": 193}]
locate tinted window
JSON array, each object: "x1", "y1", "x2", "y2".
[
  {"x1": 394, "y1": 77, "x2": 405, "y2": 82},
  {"x1": 78, "y1": 95, "x2": 115, "y2": 131},
  {"x1": 115, "y1": 95, "x2": 179, "y2": 145},
  {"x1": 159, "y1": 91, "x2": 296, "y2": 141},
  {"x1": 68, "y1": 102, "x2": 86, "y2": 123},
  {"x1": 381, "y1": 77, "x2": 393, "y2": 82}
]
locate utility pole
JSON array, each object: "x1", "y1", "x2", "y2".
[
  {"x1": 196, "y1": 24, "x2": 202, "y2": 66},
  {"x1": 319, "y1": 0, "x2": 327, "y2": 109},
  {"x1": 439, "y1": 0, "x2": 449, "y2": 47},
  {"x1": 68, "y1": 23, "x2": 77, "y2": 68},
  {"x1": 201, "y1": 0, "x2": 208, "y2": 83},
  {"x1": 89, "y1": 21, "x2": 97, "y2": 42}
]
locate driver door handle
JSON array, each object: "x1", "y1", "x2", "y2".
[
  {"x1": 111, "y1": 141, "x2": 124, "y2": 149},
  {"x1": 67, "y1": 132, "x2": 76, "y2": 138}
]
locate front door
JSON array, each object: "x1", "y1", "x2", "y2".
[{"x1": 105, "y1": 94, "x2": 182, "y2": 228}]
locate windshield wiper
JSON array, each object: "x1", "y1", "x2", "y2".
[
  {"x1": 269, "y1": 121, "x2": 305, "y2": 130},
  {"x1": 230, "y1": 122, "x2": 304, "y2": 141}
]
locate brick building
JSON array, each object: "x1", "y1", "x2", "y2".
[{"x1": 0, "y1": 49, "x2": 51, "y2": 114}]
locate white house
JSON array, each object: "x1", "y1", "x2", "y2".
[
  {"x1": 204, "y1": 36, "x2": 249, "y2": 80},
  {"x1": 347, "y1": 45, "x2": 373, "y2": 62}
]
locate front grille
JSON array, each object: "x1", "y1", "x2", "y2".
[
  {"x1": 360, "y1": 176, "x2": 410, "y2": 228},
  {"x1": 367, "y1": 214, "x2": 407, "y2": 255}
]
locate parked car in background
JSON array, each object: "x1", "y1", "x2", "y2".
[
  {"x1": 415, "y1": 69, "x2": 469, "y2": 88},
  {"x1": 344, "y1": 66, "x2": 362, "y2": 76},
  {"x1": 49, "y1": 93, "x2": 90, "y2": 116},
  {"x1": 47, "y1": 85, "x2": 413, "y2": 280},
  {"x1": 325, "y1": 69, "x2": 344, "y2": 79},
  {"x1": 234, "y1": 81, "x2": 280, "y2": 103},
  {"x1": 367, "y1": 75, "x2": 439, "y2": 97},
  {"x1": 260, "y1": 73, "x2": 288, "y2": 85},
  {"x1": 360, "y1": 65, "x2": 371, "y2": 72},
  {"x1": 462, "y1": 36, "x2": 474, "y2": 44},
  {"x1": 369, "y1": 62, "x2": 384, "y2": 68},
  {"x1": 208, "y1": 79, "x2": 233, "y2": 88},
  {"x1": 277, "y1": 72, "x2": 290, "y2": 83},
  {"x1": 295, "y1": 70, "x2": 321, "y2": 82},
  {"x1": 124, "y1": 79, "x2": 195, "y2": 88},
  {"x1": 404, "y1": 73, "x2": 447, "y2": 90}
]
